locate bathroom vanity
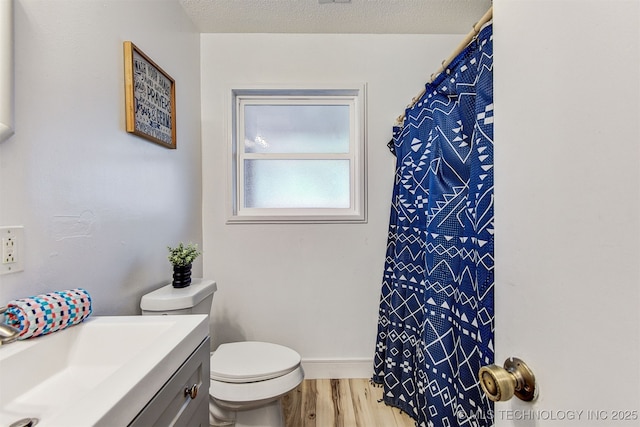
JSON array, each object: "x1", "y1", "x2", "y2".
[
  {"x1": 130, "y1": 336, "x2": 210, "y2": 426},
  {"x1": 0, "y1": 315, "x2": 210, "y2": 427}
]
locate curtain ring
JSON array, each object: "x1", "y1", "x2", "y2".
[
  {"x1": 441, "y1": 60, "x2": 451, "y2": 75},
  {"x1": 441, "y1": 66, "x2": 447, "y2": 75}
]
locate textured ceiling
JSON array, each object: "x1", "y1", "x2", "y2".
[{"x1": 178, "y1": 0, "x2": 493, "y2": 34}]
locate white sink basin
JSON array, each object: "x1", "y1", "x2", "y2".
[{"x1": 0, "y1": 315, "x2": 209, "y2": 427}]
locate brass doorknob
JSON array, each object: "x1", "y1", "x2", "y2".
[{"x1": 479, "y1": 357, "x2": 537, "y2": 402}]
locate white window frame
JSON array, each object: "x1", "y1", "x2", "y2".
[{"x1": 227, "y1": 85, "x2": 367, "y2": 224}]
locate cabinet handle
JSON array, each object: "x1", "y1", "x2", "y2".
[{"x1": 184, "y1": 384, "x2": 198, "y2": 399}]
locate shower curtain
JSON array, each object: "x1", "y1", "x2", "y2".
[{"x1": 373, "y1": 23, "x2": 494, "y2": 427}]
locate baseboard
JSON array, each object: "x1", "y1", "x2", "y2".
[{"x1": 301, "y1": 358, "x2": 373, "y2": 379}]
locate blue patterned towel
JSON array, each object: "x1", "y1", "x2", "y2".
[{"x1": 3, "y1": 288, "x2": 92, "y2": 340}]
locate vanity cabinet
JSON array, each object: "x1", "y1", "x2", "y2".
[{"x1": 130, "y1": 337, "x2": 210, "y2": 426}]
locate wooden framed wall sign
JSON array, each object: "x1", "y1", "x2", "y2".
[{"x1": 124, "y1": 41, "x2": 176, "y2": 148}]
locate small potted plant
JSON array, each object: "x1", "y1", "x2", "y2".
[{"x1": 167, "y1": 242, "x2": 201, "y2": 288}]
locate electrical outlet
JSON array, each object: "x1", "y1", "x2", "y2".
[
  {"x1": 2, "y1": 236, "x2": 16, "y2": 263},
  {"x1": 0, "y1": 226, "x2": 24, "y2": 275}
]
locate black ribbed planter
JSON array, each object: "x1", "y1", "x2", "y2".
[{"x1": 172, "y1": 264, "x2": 192, "y2": 288}]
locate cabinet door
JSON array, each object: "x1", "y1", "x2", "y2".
[{"x1": 130, "y1": 337, "x2": 210, "y2": 427}]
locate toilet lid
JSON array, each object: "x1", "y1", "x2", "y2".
[{"x1": 210, "y1": 341, "x2": 301, "y2": 383}]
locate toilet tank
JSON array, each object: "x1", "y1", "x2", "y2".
[{"x1": 140, "y1": 278, "x2": 217, "y2": 315}]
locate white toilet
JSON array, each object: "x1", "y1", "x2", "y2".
[{"x1": 140, "y1": 278, "x2": 304, "y2": 427}]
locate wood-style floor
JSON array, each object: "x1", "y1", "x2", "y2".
[{"x1": 282, "y1": 379, "x2": 416, "y2": 427}]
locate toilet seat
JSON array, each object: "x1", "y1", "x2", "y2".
[
  {"x1": 210, "y1": 341, "x2": 301, "y2": 383},
  {"x1": 209, "y1": 341, "x2": 304, "y2": 406}
]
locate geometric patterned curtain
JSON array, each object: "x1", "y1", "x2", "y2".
[{"x1": 373, "y1": 23, "x2": 494, "y2": 427}]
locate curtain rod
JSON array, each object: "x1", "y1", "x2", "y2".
[{"x1": 394, "y1": 5, "x2": 493, "y2": 126}]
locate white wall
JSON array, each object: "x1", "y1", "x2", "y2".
[
  {"x1": 0, "y1": 0, "x2": 202, "y2": 315},
  {"x1": 201, "y1": 33, "x2": 464, "y2": 377},
  {"x1": 494, "y1": 0, "x2": 639, "y2": 423}
]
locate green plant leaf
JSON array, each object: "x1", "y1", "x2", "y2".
[{"x1": 167, "y1": 242, "x2": 202, "y2": 267}]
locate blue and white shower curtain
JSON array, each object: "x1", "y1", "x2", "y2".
[{"x1": 373, "y1": 23, "x2": 494, "y2": 427}]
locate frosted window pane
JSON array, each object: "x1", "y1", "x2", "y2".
[
  {"x1": 244, "y1": 105, "x2": 350, "y2": 154},
  {"x1": 244, "y1": 160, "x2": 350, "y2": 208}
]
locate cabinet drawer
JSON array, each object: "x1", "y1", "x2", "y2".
[{"x1": 130, "y1": 337, "x2": 210, "y2": 427}]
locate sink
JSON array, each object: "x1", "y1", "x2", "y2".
[{"x1": 0, "y1": 315, "x2": 209, "y2": 427}]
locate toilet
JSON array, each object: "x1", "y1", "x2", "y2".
[{"x1": 140, "y1": 278, "x2": 304, "y2": 427}]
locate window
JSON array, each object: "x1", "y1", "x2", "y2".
[{"x1": 228, "y1": 87, "x2": 367, "y2": 223}]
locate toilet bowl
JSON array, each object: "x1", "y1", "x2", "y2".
[
  {"x1": 209, "y1": 341, "x2": 304, "y2": 426},
  {"x1": 140, "y1": 279, "x2": 304, "y2": 427}
]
